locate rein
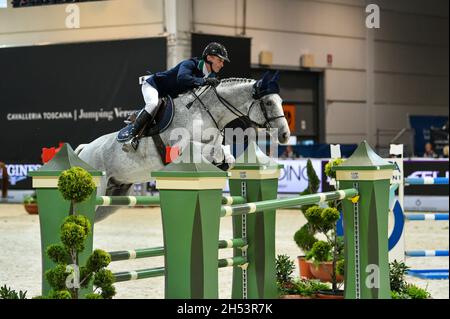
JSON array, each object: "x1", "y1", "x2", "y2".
[{"x1": 187, "y1": 84, "x2": 284, "y2": 135}]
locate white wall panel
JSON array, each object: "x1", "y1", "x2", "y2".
[
  {"x1": 249, "y1": 29, "x2": 366, "y2": 69},
  {"x1": 194, "y1": 0, "x2": 366, "y2": 38},
  {"x1": 0, "y1": 0, "x2": 163, "y2": 46},
  {"x1": 326, "y1": 70, "x2": 366, "y2": 101},
  {"x1": 375, "y1": 0, "x2": 449, "y2": 18},
  {"x1": 375, "y1": 73, "x2": 449, "y2": 106},
  {"x1": 375, "y1": 42, "x2": 449, "y2": 76},
  {"x1": 0, "y1": 24, "x2": 164, "y2": 48},
  {"x1": 326, "y1": 102, "x2": 367, "y2": 133},
  {"x1": 375, "y1": 10, "x2": 449, "y2": 46}
]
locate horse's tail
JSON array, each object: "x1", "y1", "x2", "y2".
[{"x1": 74, "y1": 144, "x2": 87, "y2": 155}]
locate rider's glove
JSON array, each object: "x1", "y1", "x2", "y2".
[{"x1": 204, "y1": 78, "x2": 220, "y2": 87}]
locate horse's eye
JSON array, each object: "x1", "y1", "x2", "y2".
[{"x1": 266, "y1": 101, "x2": 273, "y2": 106}]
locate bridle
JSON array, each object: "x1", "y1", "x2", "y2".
[{"x1": 188, "y1": 85, "x2": 285, "y2": 135}]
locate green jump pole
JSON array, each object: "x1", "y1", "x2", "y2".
[
  {"x1": 228, "y1": 141, "x2": 283, "y2": 299},
  {"x1": 29, "y1": 144, "x2": 102, "y2": 297},
  {"x1": 334, "y1": 141, "x2": 394, "y2": 299},
  {"x1": 152, "y1": 141, "x2": 228, "y2": 299}
]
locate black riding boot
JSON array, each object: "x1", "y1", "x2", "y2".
[
  {"x1": 119, "y1": 109, "x2": 154, "y2": 152},
  {"x1": 125, "y1": 109, "x2": 153, "y2": 140}
]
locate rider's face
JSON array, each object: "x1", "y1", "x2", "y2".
[{"x1": 207, "y1": 55, "x2": 224, "y2": 73}]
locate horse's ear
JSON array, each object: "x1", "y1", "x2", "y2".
[
  {"x1": 270, "y1": 70, "x2": 280, "y2": 83},
  {"x1": 261, "y1": 71, "x2": 271, "y2": 85}
]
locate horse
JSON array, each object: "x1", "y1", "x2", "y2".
[{"x1": 77, "y1": 72, "x2": 290, "y2": 222}]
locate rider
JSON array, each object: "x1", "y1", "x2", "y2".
[{"x1": 118, "y1": 42, "x2": 230, "y2": 142}]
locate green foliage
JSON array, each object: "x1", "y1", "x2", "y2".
[
  {"x1": 308, "y1": 241, "x2": 332, "y2": 263},
  {"x1": 48, "y1": 290, "x2": 72, "y2": 299},
  {"x1": 64, "y1": 215, "x2": 91, "y2": 236},
  {"x1": 60, "y1": 222, "x2": 88, "y2": 253},
  {"x1": 320, "y1": 208, "x2": 340, "y2": 231},
  {"x1": 57, "y1": 167, "x2": 95, "y2": 203},
  {"x1": 389, "y1": 260, "x2": 409, "y2": 293},
  {"x1": 45, "y1": 264, "x2": 70, "y2": 291},
  {"x1": 293, "y1": 224, "x2": 317, "y2": 252},
  {"x1": 305, "y1": 206, "x2": 340, "y2": 233},
  {"x1": 403, "y1": 284, "x2": 431, "y2": 299},
  {"x1": 336, "y1": 259, "x2": 345, "y2": 276},
  {"x1": 99, "y1": 284, "x2": 116, "y2": 299},
  {"x1": 23, "y1": 192, "x2": 37, "y2": 205},
  {"x1": 43, "y1": 213, "x2": 115, "y2": 299},
  {"x1": 389, "y1": 260, "x2": 431, "y2": 299},
  {"x1": 86, "y1": 250, "x2": 112, "y2": 273},
  {"x1": 0, "y1": 285, "x2": 27, "y2": 299},
  {"x1": 299, "y1": 159, "x2": 320, "y2": 213},
  {"x1": 275, "y1": 254, "x2": 295, "y2": 285},
  {"x1": 294, "y1": 279, "x2": 331, "y2": 297},
  {"x1": 85, "y1": 293, "x2": 103, "y2": 299},
  {"x1": 60, "y1": 215, "x2": 91, "y2": 253},
  {"x1": 304, "y1": 206, "x2": 323, "y2": 229},
  {"x1": 276, "y1": 254, "x2": 300, "y2": 296},
  {"x1": 93, "y1": 269, "x2": 115, "y2": 287},
  {"x1": 324, "y1": 158, "x2": 344, "y2": 179},
  {"x1": 391, "y1": 290, "x2": 409, "y2": 299},
  {"x1": 46, "y1": 244, "x2": 69, "y2": 264}
]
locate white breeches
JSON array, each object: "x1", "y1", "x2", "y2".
[{"x1": 142, "y1": 82, "x2": 159, "y2": 115}]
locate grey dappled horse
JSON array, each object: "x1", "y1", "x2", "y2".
[{"x1": 78, "y1": 73, "x2": 290, "y2": 221}]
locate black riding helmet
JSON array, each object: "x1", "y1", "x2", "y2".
[{"x1": 202, "y1": 42, "x2": 230, "y2": 63}]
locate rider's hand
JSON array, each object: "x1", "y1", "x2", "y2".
[{"x1": 204, "y1": 78, "x2": 220, "y2": 87}]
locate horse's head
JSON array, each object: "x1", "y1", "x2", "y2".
[{"x1": 249, "y1": 71, "x2": 290, "y2": 144}]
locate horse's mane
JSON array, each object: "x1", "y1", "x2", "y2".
[{"x1": 192, "y1": 77, "x2": 256, "y2": 94}]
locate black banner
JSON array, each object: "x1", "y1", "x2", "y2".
[{"x1": 0, "y1": 37, "x2": 166, "y2": 189}]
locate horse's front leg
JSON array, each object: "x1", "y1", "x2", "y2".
[{"x1": 202, "y1": 141, "x2": 236, "y2": 171}]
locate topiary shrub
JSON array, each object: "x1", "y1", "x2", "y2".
[
  {"x1": 42, "y1": 214, "x2": 115, "y2": 299},
  {"x1": 58, "y1": 167, "x2": 95, "y2": 203},
  {"x1": 308, "y1": 241, "x2": 332, "y2": 263},
  {"x1": 293, "y1": 223, "x2": 317, "y2": 253},
  {"x1": 324, "y1": 158, "x2": 344, "y2": 180}
]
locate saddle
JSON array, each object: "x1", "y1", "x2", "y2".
[{"x1": 118, "y1": 96, "x2": 175, "y2": 161}]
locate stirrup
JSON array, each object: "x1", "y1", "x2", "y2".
[{"x1": 122, "y1": 136, "x2": 140, "y2": 152}]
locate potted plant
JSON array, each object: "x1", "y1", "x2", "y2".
[
  {"x1": 389, "y1": 260, "x2": 431, "y2": 299},
  {"x1": 276, "y1": 254, "x2": 302, "y2": 298},
  {"x1": 293, "y1": 224, "x2": 316, "y2": 279},
  {"x1": 276, "y1": 254, "x2": 330, "y2": 299},
  {"x1": 303, "y1": 157, "x2": 347, "y2": 298},
  {"x1": 23, "y1": 192, "x2": 38, "y2": 214},
  {"x1": 293, "y1": 159, "x2": 320, "y2": 279}
]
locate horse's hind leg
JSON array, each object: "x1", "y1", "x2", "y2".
[{"x1": 95, "y1": 178, "x2": 133, "y2": 222}]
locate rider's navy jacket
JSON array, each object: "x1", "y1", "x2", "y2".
[{"x1": 146, "y1": 57, "x2": 216, "y2": 98}]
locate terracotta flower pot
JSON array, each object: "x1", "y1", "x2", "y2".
[
  {"x1": 279, "y1": 294, "x2": 313, "y2": 299},
  {"x1": 297, "y1": 256, "x2": 315, "y2": 279},
  {"x1": 315, "y1": 289, "x2": 344, "y2": 299},
  {"x1": 24, "y1": 203, "x2": 38, "y2": 215},
  {"x1": 308, "y1": 261, "x2": 344, "y2": 282}
]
